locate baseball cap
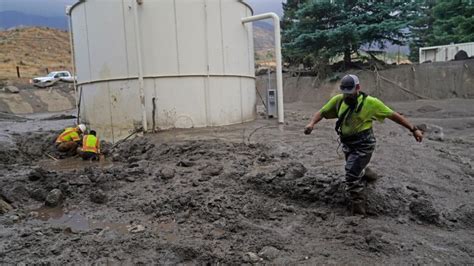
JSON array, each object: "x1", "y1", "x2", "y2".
[{"x1": 339, "y1": 74, "x2": 359, "y2": 94}]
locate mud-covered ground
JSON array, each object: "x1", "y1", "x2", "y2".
[{"x1": 0, "y1": 99, "x2": 473, "y2": 264}]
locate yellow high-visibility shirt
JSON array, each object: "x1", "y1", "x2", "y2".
[
  {"x1": 56, "y1": 127, "x2": 80, "y2": 143},
  {"x1": 82, "y1": 134, "x2": 100, "y2": 154},
  {"x1": 320, "y1": 94, "x2": 394, "y2": 137}
]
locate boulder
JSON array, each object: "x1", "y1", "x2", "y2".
[
  {"x1": 0, "y1": 199, "x2": 13, "y2": 214},
  {"x1": 2, "y1": 85, "x2": 19, "y2": 94},
  {"x1": 45, "y1": 189, "x2": 64, "y2": 207}
]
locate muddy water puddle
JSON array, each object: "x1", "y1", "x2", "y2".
[
  {"x1": 29, "y1": 207, "x2": 182, "y2": 239},
  {"x1": 30, "y1": 206, "x2": 129, "y2": 234},
  {"x1": 153, "y1": 220, "x2": 179, "y2": 241},
  {"x1": 39, "y1": 157, "x2": 113, "y2": 172}
]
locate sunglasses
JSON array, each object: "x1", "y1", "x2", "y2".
[{"x1": 340, "y1": 85, "x2": 355, "y2": 91}]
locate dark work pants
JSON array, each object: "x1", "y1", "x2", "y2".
[
  {"x1": 341, "y1": 130, "x2": 376, "y2": 205},
  {"x1": 78, "y1": 151, "x2": 98, "y2": 161},
  {"x1": 56, "y1": 141, "x2": 78, "y2": 156}
]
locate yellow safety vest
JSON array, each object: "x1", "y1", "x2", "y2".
[
  {"x1": 82, "y1": 135, "x2": 100, "y2": 154},
  {"x1": 56, "y1": 127, "x2": 80, "y2": 143}
]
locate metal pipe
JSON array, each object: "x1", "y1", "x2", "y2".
[
  {"x1": 66, "y1": 5, "x2": 80, "y2": 124},
  {"x1": 75, "y1": 74, "x2": 256, "y2": 86},
  {"x1": 242, "y1": 12, "x2": 284, "y2": 124},
  {"x1": 133, "y1": 0, "x2": 148, "y2": 132}
]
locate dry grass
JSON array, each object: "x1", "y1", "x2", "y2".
[{"x1": 0, "y1": 27, "x2": 72, "y2": 79}]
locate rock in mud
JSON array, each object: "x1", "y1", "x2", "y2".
[
  {"x1": 3, "y1": 85, "x2": 19, "y2": 93},
  {"x1": 288, "y1": 162, "x2": 307, "y2": 178},
  {"x1": 201, "y1": 164, "x2": 223, "y2": 177},
  {"x1": 45, "y1": 189, "x2": 64, "y2": 207},
  {"x1": 29, "y1": 188, "x2": 47, "y2": 201},
  {"x1": 257, "y1": 153, "x2": 271, "y2": 163},
  {"x1": 0, "y1": 199, "x2": 13, "y2": 214},
  {"x1": 27, "y1": 167, "x2": 48, "y2": 181},
  {"x1": 58, "y1": 183, "x2": 72, "y2": 196},
  {"x1": 258, "y1": 246, "x2": 280, "y2": 260},
  {"x1": 90, "y1": 190, "x2": 107, "y2": 204},
  {"x1": 127, "y1": 224, "x2": 145, "y2": 233},
  {"x1": 242, "y1": 252, "x2": 261, "y2": 263},
  {"x1": 417, "y1": 124, "x2": 444, "y2": 141},
  {"x1": 9, "y1": 214, "x2": 19, "y2": 222},
  {"x1": 409, "y1": 198, "x2": 439, "y2": 224},
  {"x1": 157, "y1": 168, "x2": 176, "y2": 180}
]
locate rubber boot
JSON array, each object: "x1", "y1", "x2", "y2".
[{"x1": 363, "y1": 167, "x2": 378, "y2": 183}]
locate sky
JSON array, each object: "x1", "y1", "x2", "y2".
[
  {"x1": 0, "y1": 0, "x2": 76, "y2": 17},
  {"x1": 247, "y1": 0, "x2": 286, "y2": 16},
  {"x1": 0, "y1": 0, "x2": 286, "y2": 17}
]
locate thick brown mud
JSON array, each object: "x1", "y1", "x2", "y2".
[{"x1": 0, "y1": 99, "x2": 473, "y2": 264}]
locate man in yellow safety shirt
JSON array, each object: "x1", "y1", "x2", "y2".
[
  {"x1": 304, "y1": 74, "x2": 423, "y2": 215},
  {"x1": 78, "y1": 130, "x2": 100, "y2": 161},
  {"x1": 55, "y1": 124, "x2": 86, "y2": 156}
]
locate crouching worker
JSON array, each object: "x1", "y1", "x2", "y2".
[
  {"x1": 78, "y1": 130, "x2": 100, "y2": 161},
  {"x1": 56, "y1": 124, "x2": 86, "y2": 156}
]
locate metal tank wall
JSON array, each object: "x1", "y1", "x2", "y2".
[{"x1": 70, "y1": 0, "x2": 256, "y2": 143}]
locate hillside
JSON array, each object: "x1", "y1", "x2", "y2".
[
  {"x1": 0, "y1": 25, "x2": 274, "y2": 79},
  {"x1": 0, "y1": 27, "x2": 72, "y2": 79},
  {"x1": 253, "y1": 21, "x2": 275, "y2": 62}
]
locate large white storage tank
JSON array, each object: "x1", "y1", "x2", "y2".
[{"x1": 69, "y1": 0, "x2": 256, "y2": 142}]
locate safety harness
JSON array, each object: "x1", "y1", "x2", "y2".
[{"x1": 335, "y1": 92, "x2": 368, "y2": 136}]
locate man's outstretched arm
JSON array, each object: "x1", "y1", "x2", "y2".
[
  {"x1": 304, "y1": 111, "x2": 323, "y2": 135},
  {"x1": 388, "y1": 112, "x2": 423, "y2": 142}
]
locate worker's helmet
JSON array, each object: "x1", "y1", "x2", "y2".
[{"x1": 77, "y1": 124, "x2": 87, "y2": 133}]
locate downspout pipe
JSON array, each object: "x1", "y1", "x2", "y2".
[
  {"x1": 133, "y1": 0, "x2": 148, "y2": 132},
  {"x1": 66, "y1": 6, "x2": 79, "y2": 124},
  {"x1": 242, "y1": 12, "x2": 284, "y2": 124}
]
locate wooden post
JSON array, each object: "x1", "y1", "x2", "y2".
[
  {"x1": 16, "y1": 66, "x2": 20, "y2": 78},
  {"x1": 46, "y1": 68, "x2": 49, "y2": 74},
  {"x1": 397, "y1": 46, "x2": 400, "y2": 65}
]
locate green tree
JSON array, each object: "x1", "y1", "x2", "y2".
[
  {"x1": 281, "y1": 0, "x2": 310, "y2": 66},
  {"x1": 408, "y1": 0, "x2": 474, "y2": 62},
  {"x1": 430, "y1": 0, "x2": 474, "y2": 45},
  {"x1": 283, "y1": 0, "x2": 414, "y2": 69},
  {"x1": 408, "y1": 0, "x2": 436, "y2": 63}
]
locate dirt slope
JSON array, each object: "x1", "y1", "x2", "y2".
[{"x1": 0, "y1": 27, "x2": 71, "y2": 79}]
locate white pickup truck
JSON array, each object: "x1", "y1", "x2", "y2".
[{"x1": 32, "y1": 71, "x2": 76, "y2": 87}]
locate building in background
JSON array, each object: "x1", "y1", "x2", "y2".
[{"x1": 419, "y1": 42, "x2": 474, "y2": 63}]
